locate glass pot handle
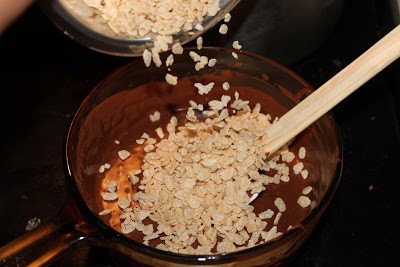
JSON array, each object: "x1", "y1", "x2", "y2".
[{"x1": 0, "y1": 198, "x2": 99, "y2": 266}]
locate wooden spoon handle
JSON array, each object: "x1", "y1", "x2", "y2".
[{"x1": 264, "y1": 24, "x2": 400, "y2": 155}]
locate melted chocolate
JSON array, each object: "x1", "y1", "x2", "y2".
[{"x1": 73, "y1": 72, "x2": 339, "y2": 250}]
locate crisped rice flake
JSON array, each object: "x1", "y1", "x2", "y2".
[
  {"x1": 118, "y1": 150, "x2": 131, "y2": 161},
  {"x1": 172, "y1": 43, "x2": 184, "y2": 54},
  {"x1": 281, "y1": 151, "x2": 295, "y2": 163},
  {"x1": 222, "y1": 82, "x2": 230, "y2": 91},
  {"x1": 99, "y1": 163, "x2": 111, "y2": 173},
  {"x1": 194, "y1": 82, "x2": 215, "y2": 95},
  {"x1": 150, "y1": 111, "x2": 161, "y2": 122},
  {"x1": 297, "y1": 195, "x2": 311, "y2": 208},
  {"x1": 273, "y1": 212, "x2": 282, "y2": 225},
  {"x1": 106, "y1": 180, "x2": 117, "y2": 192},
  {"x1": 99, "y1": 209, "x2": 112, "y2": 216},
  {"x1": 165, "y1": 73, "x2": 178, "y2": 85},
  {"x1": 233, "y1": 40, "x2": 242, "y2": 50},
  {"x1": 102, "y1": 192, "x2": 118, "y2": 201},
  {"x1": 136, "y1": 139, "x2": 145, "y2": 145},
  {"x1": 165, "y1": 54, "x2": 174, "y2": 67},
  {"x1": 195, "y1": 23, "x2": 204, "y2": 31},
  {"x1": 259, "y1": 209, "x2": 274, "y2": 220},
  {"x1": 302, "y1": 186, "x2": 313, "y2": 195},
  {"x1": 299, "y1": 147, "x2": 306, "y2": 159},
  {"x1": 143, "y1": 49, "x2": 152, "y2": 67},
  {"x1": 155, "y1": 127, "x2": 165, "y2": 139},
  {"x1": 118, "y1": 195, "x2": 131, "y2": 209},
  {"x1": 197, "y1": 36, "x2": 203, "y2": 50},
  {"x1": 224, "y1": 13, "x2": 232, "y2": 22},
  {"x1": 293, "y1": 162, "x2": 304, "y2": 174},
  {"x1": 208, "y1": 58, "x2": 217, "y2": 67},
  {"x1": 219, "y1": 24, "x2": 228, "y2": 34},
  {"x1": 301, "y1": 169, "x2": 309, "y2": 179},
  {"x1": 130, "y1": 175, "x2": 140, "y2": 185},
  {"x1": 274, "y1": 198, "x2": 286, "y2": 212}
]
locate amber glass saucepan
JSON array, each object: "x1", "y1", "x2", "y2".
[{"x1": 0, "y1": 47, "x2": 342, "y2": 266}]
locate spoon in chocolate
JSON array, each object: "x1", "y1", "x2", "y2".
[{"x1": 249, "y1": 24, "x2": 400, "y2": 204}]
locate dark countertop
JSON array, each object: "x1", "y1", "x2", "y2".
[{"x1": 1, "y1": 0, "x2": 400, "y2": 266}]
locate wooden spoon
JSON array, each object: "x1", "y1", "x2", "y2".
[{"x1": 264, "y1": 24, "x2": 400, "y2": 156}]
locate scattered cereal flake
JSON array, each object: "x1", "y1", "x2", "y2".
[
  {"x1": 195, "y1": 23, "x2": 204, "y2": 31},
  {"x1": 150, "y1": 111, "x2": 161, "y2": 122},
  {"x1": 208, "y1": 100, "x2": 224, "y2": 111},
  {"x1": 232, "y1": 41, "x2": 242, "y2": 50},
  {"x1": 99, "y1": 209, "x2": 111, "y2": 216},
  {"x1": 106, "y1": 180, "x2": 117, "y2": 192},
  {"x1": 143, "y1": 49, "x2": 152, "y2": 67},
  {"x1": 208, "y1": 58, "x2": 217, "y2": 67},
  {"x1": 300, "y1": 169, "x2": 309, "y2": 179},
  {"x1": 280, "y1": 175, "x2": 290, "y2": 182},
  {"x1": 118, "y1": 195, "x2": 131, "y2": 209},
  {"x1": 165, "y1": 73, "x2": 178, "y2": 85},
  {"x1": 281, "y1": 151, "x2": 295, "y2": 163},
  {"x1": 208, "y1": 1, "x2": 220, "y2": 16},
  {"x1": 189, "y1": 51, "x2": 201, "y2": 62},
  {"x1": 197, "y1": 36, "x2": 203, "y2": 50},
  {"x1": 121, "y1": 223, "x2": 135, "y2": 234},
  {"x1": 99, "y1": 163, "x2": 111, "y2": 173},
  {"x1": 262, "y1": 226, "x2": 282, "y2": 242},
  {"x1": 302, "y1": 186, "x2": 313, "y2": 195},
  {"x1": 219, "y1": 24, "x2": 228, "y2": 34},
  {"x1": 130, "y1": 175, "x2": 140, "y2": 185},
  {"x1": 144, "y1": 144, "x2": 155, "y2": 152},
  {"x1": 274, "y1": 198, "x2": 286, "y2": 212},
  {"x1": 259, "y1": 209, "x2": 274, "y2": 219},
  {"x1": 186, "y1": 107, "x2": 197, "y2": 122},
  {"x1": 118, "y1": 150, "x2": 131, "y2": 161},
  {"x1": 165, "y1": 54, "x2": 174, "y2": 67},
  {"x1": 298, "y1": 147, "x2": 306, "y2": 159},
  {"x1": 222, "y1": 82, "x2": 230, "y2": 91},
  {"x1": 102, "y1": 192, "x2": 118, "y2": 201},
  {"x1": 194, "y1": 82, "x2": 215, "y2": 95},
  {"x1": 25, "y1": 217, "x2": 41, "y2": 231},
  {"x1": 114, "y1": 140, "x2": 120, "y2": 145},
  {"x1": 136, "y1": 139, "x2": 145, "y2": 145},
  {"x1": 172, "y1": 43, "x2": 184, "y2": 54},
  {"x1": 297, "y1": 195, "x2": 311, "y2": 208},
  {"x1": 221, "y1": 95, "x2": 231, "y2": 106},
  {"x1": 224, "y1": 13, "x2": 232, "y2": 22},
  {"x1": 151, "y1": 48, "x2": 162, "y2": 67},
  {"x1": 99, "y1": 165, "x2": 105, "y2": 173},
  {"x1": 273, "y1": 212, "x2": 282, "y2": 225},
  {"x1": 156, "y1": 127, "x2": 165, "y2": 139},
  {"x1": 293, "y1": 162, "x2": 304, "y2": 174}
]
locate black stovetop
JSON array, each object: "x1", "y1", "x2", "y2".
[{"x1": 1, "y1": 0, "x2": 400, "y2": 266}]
